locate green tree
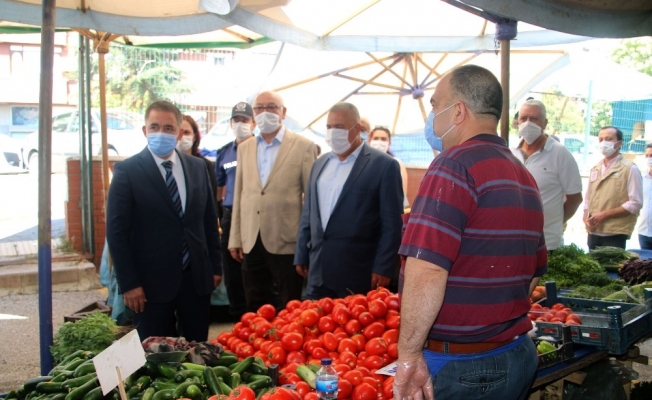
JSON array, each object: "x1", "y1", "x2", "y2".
[{"x1": 612, "y1": 37, "x2": 652, "y2": 76}]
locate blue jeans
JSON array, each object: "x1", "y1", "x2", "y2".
[
  {"x1": 429, "y1": 337, "x2": 538, "y2": 400},
  {"x1": 639, "y1": 234, "x2": 652, "y2": 250}
]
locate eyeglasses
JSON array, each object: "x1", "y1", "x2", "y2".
[{"x1": 253, "y1": 105, "x2": 282, "y2": 113}]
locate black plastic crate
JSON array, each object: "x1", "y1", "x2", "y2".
[{"x1": 534, "y1": 281, "x2": 652, "y2": 355}]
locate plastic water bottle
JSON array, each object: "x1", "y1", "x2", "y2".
[{"x1": 316, "y1": 358, "x2": 338, "y2": 400}]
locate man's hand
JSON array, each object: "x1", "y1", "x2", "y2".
[
  {"x1": 587, "y1": 211, "x2": 608, "y2": 231},
  {"x1": 371, "y1": 273, "x2": 391, "y2": 289},
  {"x1": 393, "y1": 356, "x2": 435, "y2": 400},
  {"x1": 123, "y1": 287, "x2": 146, "y2": 313},
  {"x1": 214, "y1": 275, "x2": 223, "y2": 288},
  {"x1": 229, "y1": 247, "x2": 244, "y2": 262},
  {"x1": 296, "y1": 265, "x2": 308, "y2": 279}
]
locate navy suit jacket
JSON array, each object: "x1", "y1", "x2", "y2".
[
  {"x1": 106, "y1": 148, "x2": 221, "y2": 303},
  {"x1": 294, "y1": 143, "x2": 403, "y2": 295}
]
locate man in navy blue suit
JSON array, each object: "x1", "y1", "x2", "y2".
[
  {"x1": 294, "y1": 102, "x2": 403, "y2": 299},
  {"x1": 107, "y1": 100, "x2": 221, "y2": 341}
]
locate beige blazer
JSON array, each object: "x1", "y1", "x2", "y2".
[{"x1": 229, "y1": 128, "x2": 318, "y2": 254}]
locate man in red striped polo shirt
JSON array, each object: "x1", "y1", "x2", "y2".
[{"x1": 394, "y1": 65, "x2": 547, "y2": 400}]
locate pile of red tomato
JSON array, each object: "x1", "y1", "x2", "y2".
[
  {"x1": 528, "y1": 303, "x2": 583, "y2": 325},
  {"x1": 213, "y1": 287, "x2": 401, "y2": 400}
]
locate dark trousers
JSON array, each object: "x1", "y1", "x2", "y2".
[
  {"x1": 133, "y1": 268, "x2": 211, "y2": 342},
  {"x1": 639, "y1": 234, "x2": 652, "y2": 250},
  {"x1": 220, "y1": 207, "x2": 247, "y2": 320},
  {"x1": 242, "y1": 234, "x2": 303, "y2": 311},
  {"x1": 587, "y1": 234, "x2": 628, "y2": 250}
]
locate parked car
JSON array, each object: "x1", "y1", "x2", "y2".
[
  {"x1": 0, "y1": 133, "x2": 25, "y2": 173},
  {"x1": 23, "y1": 109, "x2": 147, "y2": 173}
]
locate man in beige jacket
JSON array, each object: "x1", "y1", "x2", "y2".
[{"x1": 228, "y1": 91, "x2": 318, "y2": 311}]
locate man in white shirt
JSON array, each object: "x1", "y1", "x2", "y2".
[
  {"x1": 584, "y1": 126, "x2": 643, "y2": 249},
  {"x1": 637, "y1": 144, "x2": 652, "y2": 249},
  {"x1": 511, "y1": 100, "x2": 583, "y2": 251}
]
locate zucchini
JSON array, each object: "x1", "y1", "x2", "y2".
[
  {"x1": 152, "y1": 389, "x2": 174, "y2": 400},
  {"x1": 231, "y1": 357, "x2": 254, "y2": 375},
  {"x1": 16, "y1": 385, "x2": 27, "y2": 398},
  {"x1": 216, "y1": 378, "x2": 232, "y2": 396},
  {"x1": 143, "y1": 362, "x2": 159, "y2": 378},
  {"x1": 255, "y1": 389, "x2": 269, "y2": 400},
  {"x1": 295, "y1": 365, "x2": 316, "y2": 389},
  {"x1": 213, "y1": 356, "x2": 238, "y2": 367},
  {"x1": 127, "y1": 386, "x2": 141, "y2": 398},
  {"x1": 157, "y1": 364, "x2": 178, "y2": 380},
  {"x1": 51, "y1": 371, "x2": 74, "y2": 383},
  {"x1": 59, "y1": 351, "x2": 86, "y2": 366},
  {"x1": 181, "y1": 363, "x2": 206, "y2": 372},
  {"x1": 172, "y1": 382, "x2": 194, "y2": 399},
  {"x1": 35, "y1": 382, "x2": 66, "y2": 394},
  {"x1": 64, "y1": 377, "x2": 99, "y2": 400},
  {"x1": 62, "y1": 373, "x2": 97, "y2": 389},
  {"x1": 229, "y1": 373, "x2": 241, "y2": 389},
  {"x1": 203, "y1": 366, "x2": 220, "y2": 396},
  {"x1": 174, "y1": 370, "x2": 203, "y2": 383},
  {"x1": 211, "y1": 367, "x2": 232, "y2": 379},
  {"x1": 247, "y1": 377, "x2": 272, "y2": 391},
  {"x1": 152, "y1": 382, "x2": 178, "y2": 392},
  {"x1": 185, "y1": 385, "x2": 202, "y2": 400},
  {"x1": 5, "y1": 390, "x2": 18, "y2": 400},
  {"x1": 247, "y1": 363, "x2": 267, "y2": 376},
  {"x1": 254, "y1": 358, "x2": 266, "y2": 368},
  {"x1": 82, "y1": 387, "x2": 103, "y2": 400},
  {"x1": 73, "y1": 361, "x2": 96, "y2": 378},
  {"x1": 63, "y1": 359, "x2": 86, "y2": 372},
  {"x1": 141, "y1": 387, "x2": 156, "y2": 400},
  {"x1": 307, "y1": 364, "x2": 319, "y2": 374},
  {"x1": 25, "y1": 377, "x2": 54, "y2": 392},
  {"x1": 136, "y1": 376, "x2": 152, "y2": 391},
  {"x1": 51, "y1": 393, "x2": 67, "y2": 400},
  {"x1": 246, "y1": 375, "x2": 271, "y2": 384},
  {"x1": 221, "y1": 351, "x2": 237, "y2": 358}
]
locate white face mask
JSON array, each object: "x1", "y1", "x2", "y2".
[
  {"x1": 369, "y1": 140, "x2": 389, "y2": 153},
  {"x1": 254, "y1": 112, "x2": 281, "y2": 134},
  {"x1": 518, "y1": 121, "x2": 543, "y2": 145},
  {"x1": 326, "y1": 128, "x2": 352, "y2": 155},
  {"x1": 176, "y1": 135, "x2": 194, "y2": 152},
  {"x1": 232, "y1": 122, "x2": 252, "y2": 141},
  {"x1": 599, "y1": 140, "x2": 617, "y2": 157}
]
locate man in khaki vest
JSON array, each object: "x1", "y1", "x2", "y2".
[{"x1": 583, "y1": 126, "x2": 643, "y2": 250}]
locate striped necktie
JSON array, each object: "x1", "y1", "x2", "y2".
[{"x1": 162, "y1": 160, "x2": 190, "y2": 270}]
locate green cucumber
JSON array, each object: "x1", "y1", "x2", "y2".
[
  {"x1": 181, "y1": 363, "x2": 206, "y2": 371},
  {"x1": 231, "y1": 357, "x2": 254, "y2": 375},
  {"x1": 82, "y1": 387, "x2": 103, "y2": 400},
  {"x1": 216, "y1": 378, "x2": 232, "y2": 395},
  {"x1": 59, "y1": 351, "x2": 86, "y2": 366},
  {"x1": 229, "y1": 372, "x2": 241, "y2": 389},
  {"x1": 51, "y1": 371, "x2": 74, "y2": 383},
  {"x1": 185, "y1": 385, "x2": 202, "y2": 400},
  {"x1": 253, "y1": 358, "x2": 266, "y2": 368},
  {"x1": 16, "y1": 385, "x2": 27, "y2": 398},
  {"x1": 247, "y1": 377, "x2": 272, "y2": 391},
  {"x1": 247, "y1": 375, "x2": 271, "y2": 384},
  {"x1": 24, "y1": 377, "x2": 54, "y2": 392},
  {"x1": 5, "y1": 390, "x2": 18, "y2": 400},
  {"x1": 255, "y1": 388, "x2": 269, "y2": 400},
  {"x1": 141, "y1": 387, "x2": 156, "y2": 400},
  {"x1": 295, "y1": 365, "x2": 316, "y2": 389},
  {"x1": 152, "y1": 382, "x2": 178, "y2": 392},
  {"x1": 174, "y1": 370, "x2": 203, "y2": 383},
  {"x1": 203, "y1": 366, "x2": 220, "y2": 396},
  {"x1": 172, "y1": 382, "x2": 194, "y2": 399},
  {"x1": 157, "y1": 364, "x2": 178, "y2": 380},
  {"x1": 64, "y1": 377, "x2": 99, "y2": 400},
  {"x1": 246, "y1": 363, "x2": 267, "y2": 376},
  {"x1": 307, "y1": 364, "x2": 319, "y2": 374},
  {"x1": 136, "y1": 376, "x2": 152, "y2": 391},
  {"x1": 152, "y1": 389, "x2": 174, "y2": 400},
  {"x1": 127, "y1": 386, "x2": 141, "y2": 398},
  {"x1": 51, "y1": 393, "x2": 67, "y2": 400},
  {"x1": 221, "y1": 351, "x2": 237, "y2": 358},
  {"x1": 73, "y1": 361, "x2": 96, "y2": 378},
  {"x1": 63, "y1": 359, "x2": 86, "y2": 372},
  {"x1": 213, "y1": 356, "x2": 238, "y2": 367},
  {"x1": 211, "y1": 367, "x2": 232, "y2": 379},
  {"x1": 143, "y1": 362, "x2": 160, "y2": 377},
  {"x1": 62, "y1": 373, "x2": 97, "y2": 389},
  {"x1": 35, "y1": 382, "x2": 66, "y2": 394}
]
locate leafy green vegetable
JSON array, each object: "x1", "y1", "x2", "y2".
[
  {"x1": 542, "y1": 244, "x2": 604, "y2": 288},
  {"x1": 565, "y1": 281, "x2": 626, "y2": 301},
  {"x1": 589, "y1": 246, "x2": 638, "y2": 272},
  {"x1": 51, "y1": 312, "x2": 119, "y2": 363}
]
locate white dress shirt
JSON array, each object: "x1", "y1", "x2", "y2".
[
  {"x1": 256, "y1": 126, "x2": 286, "y2": 186},
  {"x1": 149, "y1": 149, "x2": 187, "y2": 212},
  {"x1": 637, "y1": 169, "x2": 652, "y2": 236}
]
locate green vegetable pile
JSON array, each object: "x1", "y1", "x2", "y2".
[
  {"x1": 542, "y1": 244, "x2": 605, "y2": 288},
  {"x1": 589, "y1": 246, "x2": 639, "y2": 272},
  {"x1": 51, "y1": 312, "x2": 120, "y2": 364}
]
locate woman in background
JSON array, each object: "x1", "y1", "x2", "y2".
[
  {"x1": 180, "y1": 115, "x2": 218, "y2": 202},
  {"x1": 368, "y1": 126, "x2": 409, "y2": 208}
]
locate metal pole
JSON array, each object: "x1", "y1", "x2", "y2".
[
  {"x1": 95, "y1": 38, "x2": 110, "y2": 209},
  {"x1": 85, "y1": 37, "x2": 95, "y2": 256},
  {"x1": 38, "y1": 0, "x2": 56, "y2": 375},
  {"x1": 500, "y1": 38, "x2": 510, "y2": 143},
  {"x1": 78, "y1": 34, "x2": 89, "y2": 252}
]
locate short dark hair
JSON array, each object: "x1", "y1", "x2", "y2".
[
  {"x1": 182, "y1": 114, "x2": 201, "y2": 157},
  {"x1": 145, "y1": 100, "x2": 182, "y2": 126},
  {"x1": 646, "y1": 143, "x2": 652, "y2": 150},
  {"x1": 448, "y1": 65, "x2": 502, "y2": 121},
  {"x1": 600, "y1": 126, "x2": 623, "y2": 141},
  {"x1": 369, "y1": 126, "x2": 391, "y2": 140}
]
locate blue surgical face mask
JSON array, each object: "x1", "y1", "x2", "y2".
[
  {"x1": 147, "y1": 132, "x2": 178, "y2": 157},
  {"x1": 424, "y1": 112, "x2": 442, "y2": 152}
]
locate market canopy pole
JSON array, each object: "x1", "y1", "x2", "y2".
[{"x1": 37, "y1": 0, "x2": 56, "y2": 375}]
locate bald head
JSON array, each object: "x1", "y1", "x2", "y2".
[{"x1": 254, "y1": 91, "x2": 284, "y2": 108}]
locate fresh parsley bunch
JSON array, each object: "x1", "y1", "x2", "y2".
[{"x1": 51, "y1": 311, "x2": 120, "y2": 363}]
